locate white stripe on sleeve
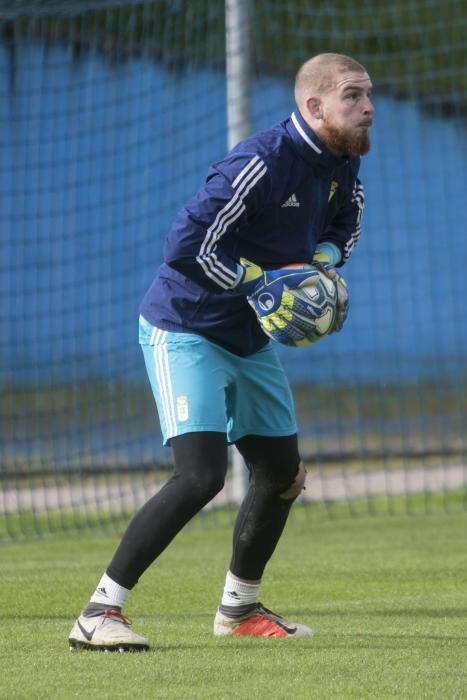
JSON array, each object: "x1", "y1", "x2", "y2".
[
  {"x1": 196, "y1": 155, "x2": 268, "y2": 289},
  {"x1": 343, "y1": 181, "x2": 364, "y2": 261}
]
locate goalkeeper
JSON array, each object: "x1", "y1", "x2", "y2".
[{"x1": 69, "y1": 52, "x2": 374, "y2": 650}]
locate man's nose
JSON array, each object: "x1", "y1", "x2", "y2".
[{"x1": 364, "y1": 96, "x2": 374, "y2": 114}]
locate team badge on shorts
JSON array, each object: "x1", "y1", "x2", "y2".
[{"x1": 176, "y1": 395, "x2": 189, "y2": 422}]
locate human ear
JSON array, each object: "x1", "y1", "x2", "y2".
[{"x1": 306, "y1": 96, "x2": 323, "y2": 120}]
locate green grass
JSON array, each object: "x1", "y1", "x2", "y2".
[{"x1": 1, "y1": 508, "x2": 467, "y2": 699}]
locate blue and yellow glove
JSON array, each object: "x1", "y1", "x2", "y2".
[
  {"x1": 236, "y1": 258, "x2": 323, "y2": 345},
  {"x1": 312, "y1": 245, "x2": 349, "y2": 333}
]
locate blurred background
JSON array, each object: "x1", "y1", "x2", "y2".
[{"x1": 1, "y1": 0, "x2": 466, "y2": 540}]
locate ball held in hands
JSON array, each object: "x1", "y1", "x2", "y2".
[{"x1": 237, "y1": 259, "x2": 340, "y2": 347}]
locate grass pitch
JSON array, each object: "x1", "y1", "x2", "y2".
[{"x1": 1, "y1": 505, "x2": 466, "y2": 699}]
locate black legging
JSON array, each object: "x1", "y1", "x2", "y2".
[{"x1": 107, "y1": 431, "x2": 301, "y2": 588}]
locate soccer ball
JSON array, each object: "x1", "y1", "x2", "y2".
[{"x1": 287, "y1": 268, "x2": 337, "y2": 347}]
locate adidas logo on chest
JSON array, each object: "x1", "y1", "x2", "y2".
[{"x1": 281, "y1": 193, "x2": 300, "y2": 208}]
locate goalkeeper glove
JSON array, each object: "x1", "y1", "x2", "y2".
[
  {"x1": 312, "y1": 249, "x2": 349, "y2": 333},
  {"x1": 236, "y1": 258, "x2": 322, "y2": 345}
]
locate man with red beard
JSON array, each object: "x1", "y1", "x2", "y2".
[
  {"x1": 295, "y1": 53, "x2": 373, "y2": 158},
  {"x1": 69, "y1": 53, "x2": 374, "y2": 651}
]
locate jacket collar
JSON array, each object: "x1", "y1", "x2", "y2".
[{"x1": 286, "y1": 110, "x2": 348, "y2": 171}]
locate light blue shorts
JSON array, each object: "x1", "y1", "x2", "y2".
[{"x1": 139, "y1": 316, "x2": 297, "y2": 445}]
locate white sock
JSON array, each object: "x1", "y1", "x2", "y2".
[
  {"x1": 89, "y1": 572, "x2": 130, "y2": 609},
  {"x1": 220, "y1": 571, "x2": 260, "y2": 608}
]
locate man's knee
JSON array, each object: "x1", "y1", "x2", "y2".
[{"x1": 280, "y1": 461, "x2": 307, "y2": 500}]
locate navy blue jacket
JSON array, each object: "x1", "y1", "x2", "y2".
[{"x1": 140, "y1": 110, "x2": 364, "y2": 356}]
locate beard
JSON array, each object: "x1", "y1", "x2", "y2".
[{"x1": 321, "y1": 115, "x2": 371, "y2": 156}]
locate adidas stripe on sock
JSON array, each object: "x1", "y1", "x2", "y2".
[
  {"x1": 88, "y1": 572, "x2": 130, "y2": 610},
  {"x1": 220, "y1": 571, "x2": 260, "y2": 610}
]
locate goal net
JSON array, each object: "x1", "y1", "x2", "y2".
[{"x1": 1, "y1": 0, "x2": 467, "y2": 540}]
